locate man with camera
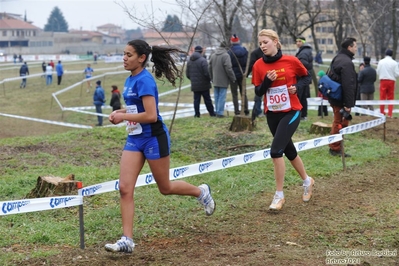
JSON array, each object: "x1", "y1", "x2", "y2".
[{"x1": 327, "y1": 38, "x2": 358, "y2": 157}]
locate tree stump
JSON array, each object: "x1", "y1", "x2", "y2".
[
  {"x1": 25, "y1": 174, "x2": 80, "y2": 198},
  {"x1": 310, "y1": 121, "x2": 332, "y2": 135},
  {"x1": 229, "y1": 115, "x2": 254, "y2": 132}
]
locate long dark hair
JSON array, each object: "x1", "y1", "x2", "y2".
[{"x1": 127, "y1": 39, "x2": 185, "y2": 86}]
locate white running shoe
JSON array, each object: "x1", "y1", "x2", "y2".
[
  {"x1": 302, "y1": 177, "x2": 315, "y2": 202},
  {"x1": 197, "y1": 184, "x2": 216, "y2": 216},
  {"x1": 269, "y1": 195, "x2": 285, "y2": 210},
  {"x1": 105, "y1": 236, "x2": 135, "y2": 253}
]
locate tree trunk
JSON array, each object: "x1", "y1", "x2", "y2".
[
  {"x1": 229, "y1": 115, "x2": 254, "y2": 132},
  {"x1": 25, "y1": 174, "x2": 80, "y2": 198},
  {"x1": 309, "y1": 122, "x2": 332, "y2": 135}
]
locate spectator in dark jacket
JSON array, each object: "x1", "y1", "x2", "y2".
[
  {"x1": 41, "y1": 61, "x2": 46, "y2": 77},
  {"x1": 19, "y1": 62, "x2": 29, "y2": 88},
  {"x1": 295, "y1": 35, "x2": 313, "y2": 120},
  {"x1": 328, "y1": 37, "x2": 358, "y2": 157},
  {"x1": 247, "y1": 47, "x2": 264, "y2": 121},
  {"x1": 93, "y1": 80, "x2": 106, "y2": 126},
  {"x1": 228, "y1": 34, "x2": 249, "y2": 115},
  {"x1": 315, "y1": 51, "x2": 323, "y2": 65},
  {"x1": 186, "y1": 46, "x2": 216, "y2": 117},
  {"x1": 317, "y1": 70, "x2": 328, "y2": 117},
  {"x1": 56, "y1": 61, "x2": 64, "y2": 85},
  {"x1": 110, "y1": 85, "x2": 122, "y2": 111},
  {"x1": 354, "y1": 63, "x2": 364, "y2": 116},
  {"x1": 358, "y1": 57, "x2": 376, "y2": 111}
]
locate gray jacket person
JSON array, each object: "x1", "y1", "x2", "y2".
[{"x1": 208, "y1": 41, "x2": 236, "y2": 117}]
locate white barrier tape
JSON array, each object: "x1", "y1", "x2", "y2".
[
  {"x1": 0, "y1": 105, "x2": 203, "y2": 127},
  {"x1": 49, "y1": 67, "x2": 147, "y2": 105},
  {"x1": 307, "y1": 97, "x2": 399, "y2": 106},
  {"x1": 63, "y1": 106, "x2": 112, "y2": 117},
  {"x1": 52, "y1": 93, "x2": 65, "y2": 110},
  {"x1": 62, "y1": 108, "x2": 111, "y2": 117},
  {"x1": 158, "y1": 101, "x2": 254, "y2": 112},
  {"x1": 49, "y1": 68, "x2": 124, "y2": 77},
  {"x1": 158, "y1": 84, "x2": 191, "y2": 97},
  {"x1": 50, "y1": 70, "x2": 127, "y2": 110},
  {"x1": 87, "y1": 70, "x2": 126, "y2": 79},
  {"x1": 78, "y1": 134, "x2": 343, "y2": 197},
  {"x1": 0, "y1": 104, "x2": 388, "y2": 130},
  {"x1": 1, "y1": 96, "x2": 394, "y2": 131},
  {"x1": 162, "y1": 111, "x2": 200, "y2": 120},
  {"x1": 158, "y1": 102, "x2": 195, "y2": 108},
  {"x1": 0, "y1": 66, "x2": 125, "y2": 84},
  {"x1": 2, "y1": 73, "x2": 45, "y2": 81},
  {"x1": 158, "y1": 101, "x2": 238, "y2": 109},
  {"x1": 351, "y1": 107, "x2": 386, "y2": 117},
  {"x1": 0, "y1": 113, "x2": 92, "y2": 129},
  {"x1": 0, "y1": 54, "x2": 81, "y2": 64},
  {"x1": 62, "y1": 101, "x2": 249, "y2": 120},
  {"x1": 104, "y1": 56, "x2": 123, "y2": 63},
  {"x1": 64, "y1": 106, "x2": 100, "y2": 110},
  {"x1": 307, "y1": 99, "x2": 399, "y2": 115},
  {"x1": 354, "y1": 100, "x2": 399, "y2": 105},
  {"x1": 53, "y1": 83, "x2": 85, "y2": 96},
  {"x1": 307, "y1": 98, "x2": 329, "y2": 106},
  {"x1": 0, "y1": 196, "x2": 83, "y2": 216},
  {"x1": 159, "y1": 108, "x2": 197, "y2": 117},
  {"x1": 340, "y1": 117, "x2": 385, "y2": 135}
]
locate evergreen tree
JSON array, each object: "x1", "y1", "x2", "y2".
[
  {"x1": 162, "y1": 15, "x2": 183, "y2": 32},
  {"x1": 44, "y1": 7, "x2": 69, "y2": 32}
]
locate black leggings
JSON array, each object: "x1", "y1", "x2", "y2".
[{"x1": 266, "y1": 110, "x2": 300, "y2": 160}]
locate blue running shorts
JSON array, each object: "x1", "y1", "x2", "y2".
[{"x1": 123, "y1": 133, "x2": 170, "y2": 159}]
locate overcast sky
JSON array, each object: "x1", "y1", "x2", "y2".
[{"x1": 1, "y1": 0, "x2": 181, "y2": 30}]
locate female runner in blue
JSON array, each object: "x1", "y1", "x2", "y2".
[{"x1": 105, "y1": 40, "x2": 215, "y2": 254}]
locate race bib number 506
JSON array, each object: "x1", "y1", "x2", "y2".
[{"x1": 266, "y1": 84, "x2": 291, "y2": 111}]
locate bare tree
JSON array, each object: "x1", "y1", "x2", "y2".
[
  {"x1": 264, "y1": 0, "x2": 327, "y2": 95},
  {"x1": 326, "y1": 0, "x2": 351, "y2": 51},
  {"x1": 391, "y1": 0, "x2": 398, "y2": 59},
  {"x1": 182, "y1": 0, "x2": 271, "y2": 130},
  {"x1": 362, "y1": 0, "x2": 396, "y2": 60},
  {"x1": 236, "y1": 0, "x2": 270, "y2": 113},
  {"x1": 342, "y1": 0, "x2": 393, "y2": 61},
  {"x1": 117, "y1": 0, "x2": 212, "y2": 134},
  {"x1": 200, "y1": 0, "x2": 244, "y2": 43}
]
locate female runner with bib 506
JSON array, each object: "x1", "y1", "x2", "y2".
[{"x1": 252, "y1": 29, "x2": 314, "y2": 211}]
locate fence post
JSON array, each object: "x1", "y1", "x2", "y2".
[
  {"x1": 79, "y1": 204, "x2": 85, "y2": 249},
  {"x1": 77, "y1": 181, "x2": 85, "y2": 249},
  {"x1": 341, "y1": 135, "x2": 346, "y2": 171},
  {"x1": 383, "y1": 121, "x2": 386, "y2": 142}
]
